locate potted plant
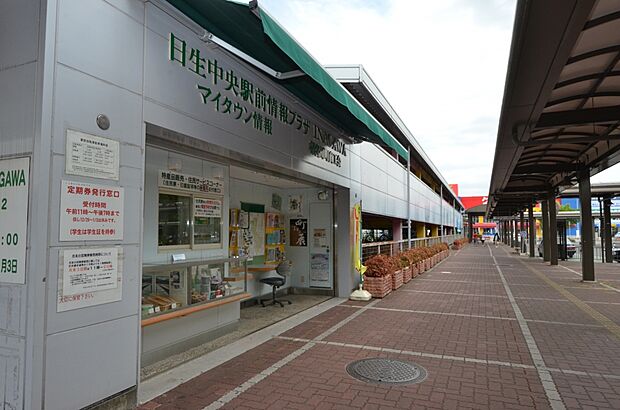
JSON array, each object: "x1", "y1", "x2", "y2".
[
  {"x1": 363, "y1": 254, "x2": 393, "y2": 298},
  {"x1": 391, "y1": 255, "x2": 404, "y2": 289}
]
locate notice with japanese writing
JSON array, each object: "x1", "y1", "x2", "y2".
[
  {"x1": 158, "y1": 170, "x2": 223, "y2": 194},
  {"x1": 59, "y1": 180, "x2": 124, "y2": 241},
  {"x1": 310, "y1": 253, "x2": 329, "y2": 282},
  {"x1": 290, "y1": 218, "x2": 307, "y2": 247},
  {"x1": 66, "y1": 130, "x2": 120, "y2": 180},
  {"x1": 57, "y1": 247, "x2": 123, "y2": 312},
  {"x1": 194, "y1": 197, "x2": 222, "y2": 218},
  {"x1": 62, "y1": 248, "x2": 118, "y2": 295}
]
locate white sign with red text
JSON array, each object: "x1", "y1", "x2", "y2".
[
  {"x1": 57, "y1": 247, "x2": 123, "y2": 312},
  {"x1": 59, "y1": 180, "x2": 124, "y2": 241}
]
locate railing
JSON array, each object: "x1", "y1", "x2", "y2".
[{"x1": 361, "y1": 235, "x2": 462, "y2": 262}]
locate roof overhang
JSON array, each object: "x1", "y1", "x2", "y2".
[
  {"x1": 487, "y1": 0, "x2": 620, "y2": 217},
  {"x1": 325, "y1": 65, "x2": 464, "y2": 208},
  {"x1": 559, "y1": 182, "x2": 620, "y2": 197},
  {"x1": 157, "y1": 0, "x2": 408, "y2": 159}
]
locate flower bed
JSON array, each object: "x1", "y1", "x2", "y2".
[
  {"x1": 402, "y1": 266, "x2": 412, "y2": 283},
  {"x1": 392, "y1": 269, "x2": 403, "y2": 289},
  {"x1": 363, "y1": 254, "x2": 394, "y2": 298}
]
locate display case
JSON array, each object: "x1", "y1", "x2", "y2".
[{"x1": 141, "y1": 256, "x2": 249, "y2": 320}]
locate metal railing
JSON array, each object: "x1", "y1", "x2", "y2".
[{"x1": 361, "y1": 235, "x2": 462, "y2": 261}]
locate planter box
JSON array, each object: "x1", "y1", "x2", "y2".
[
  {"x1": 425, "y1": 259, "x2": 432, "y2": 271},
  {"x1": 403, "y1": 266, "x2": 412, "y2": 283},
  {"x1": 417, "y1": 261, "x2": 425, "y2": 274},
  {"x1": 411, "y1": 264, "x2": 419, "y2": 277},
  {"x1": 392, "y1": 270, "x2": 403, "y2": 290},
  {"x1": 363, "y1": 274, "x2": 392, "y2": 298}
]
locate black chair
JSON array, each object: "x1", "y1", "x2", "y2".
[{"x1": 260, "y1": 260, "x2": 292, "y2": 307}]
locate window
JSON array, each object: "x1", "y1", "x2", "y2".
[
  {"x1": 158, "y1": 193, "x2": 191, "y2": 247},
  {"x1": 158, "y1": 192, "x2": 223, "y2": 249}
]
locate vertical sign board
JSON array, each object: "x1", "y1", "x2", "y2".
[
  {"x1": 0, "y1": 157, "x2": 30, "y2": 284},
  {"x1": 59, "y1": 180, "x2": 124, "y2": 241}
]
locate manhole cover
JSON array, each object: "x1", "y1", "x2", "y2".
[{"x1": 346, "y1": 358, "x2": 427, "y2": 385}]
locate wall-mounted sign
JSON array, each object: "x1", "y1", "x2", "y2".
[
  {"x1": 59, "y1": 180, "x2": 124, "y2": 241},
  {"x1": 0, "y1": 157, "x2": 30, "y2": 284},
  {"x1": 194, "y1": 197, "x2": 222, "y2": 218},
  {"x1": 62, "y1": 247, "x2": 118, "y2": 295},
  {"x1": 65, "y1": 130, "x2": 120, "y2": 180},
  {"x1": 290, "y1": 218, "x2": 307, "y2": 247},
  {"x1": 168, "y1": 32, "x2": 347, "y2": 169},
  {"x1": 159, "y1": 170, "x2": 223, "y2": 194},
  {"x1": 58, "y1": 247, "x2": 123, "y2": 312}
]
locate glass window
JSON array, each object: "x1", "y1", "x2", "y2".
[
  {"x1": 158, "y1": 193, "x2": 192, "y2": 247},
  {"x1": 193, "y1": 197, "x2": 222, "y2": 247}
]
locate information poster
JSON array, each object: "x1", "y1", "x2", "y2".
[
  {"x1": 310, "y1": 253, "x2": 329, "y2": 282},
  {"x1": 62, "y1": 248, "x2": 118, "y2": 295},
  {"x1": 290, "y1": 218, "x2": 308, "y2": 247},
  {"x1": 194, "y1": 197, "x2": 222, "y2": 218},
  {"x1": 248, "y1": 213, "x2": 265, "y2": 257},
  {"x1": 0, "y1": 157, "x2": 30, "y2": 284},
  {"x1": 65, "y1": 130, "x2": 120, "y2": 180},
  {"x1": 159, "y1": 170, "x2": 223, "y2": 194},
  {"x1": 59, "y1": 180, "x2": 124, "y2": 241},
  {"x1": 313, "y1": 228, "x2": 328, "y2": 248},
  {"x1": 58, "y1": 247, "x2": 123, "y2": 312}
]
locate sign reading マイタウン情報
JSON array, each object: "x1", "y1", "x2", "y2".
[{"x1": 0, "y1": 157, "x2": 30, "y2": 284}]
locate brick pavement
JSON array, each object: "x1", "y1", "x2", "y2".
[{"x1": 140, "y1": 244, "x2": 620, "y2": 409}]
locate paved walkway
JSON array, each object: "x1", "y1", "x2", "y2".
[{"x1": 139, "y1": 245, "x2": 620, "y2": 409}]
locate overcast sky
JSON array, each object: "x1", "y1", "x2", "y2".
[{"x1": 259, "y1": 0, "x2": 620, "y2": 196}]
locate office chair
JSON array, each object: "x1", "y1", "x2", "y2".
[{"x1": 259, "y1": 260, "x2": 292, "y2": 307}]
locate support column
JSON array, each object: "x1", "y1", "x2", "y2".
[
  {"x1": 520, "y1": 211, "x2": 525, "y2": 253},
  {"x1": 407, "y1": 147, "x2": 412, "y2": 248},
  {"x1": 467, "y1": 216, "x2": 473, "y2": 242},
  {"x1": 528, "y1": 202, "x2": 535, "y2": 257},
  {"x1": 548, "y1": 192, "x2": 558, "y2": 266},
  {"x1": 514, "y1": 218, "x2": 519, "y2": 250},
  {"x1": 579, "y1": 171, "x2": 595, "y2": 282},
  {"x1": 504, "y1": 220, "x2": 509, "y2": 244},
  {"x1": 604, "y1": 197, "x2": 613, "y2": 263},
  {"x1": 599, "y1": 198, "x2": 605, "y2": 263},
  {"x1": 542, "y1": 200, "x2": 550, "y2": 262}
]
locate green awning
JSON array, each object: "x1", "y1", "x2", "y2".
[{"x1": 165, "y1": 0, "x2": 408, "y2": 159}]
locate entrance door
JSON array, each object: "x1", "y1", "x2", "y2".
[{"x1": 309, "y1": 202, "x2": 333, "y2": 288}]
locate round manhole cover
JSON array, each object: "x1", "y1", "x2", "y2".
[{"x1": 346, "y1": 358, "x2": 427, "y2": 385}]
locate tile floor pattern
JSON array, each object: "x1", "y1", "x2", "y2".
[{"x1": 140, "y1": 245, "x2": 620, "y2": 409}]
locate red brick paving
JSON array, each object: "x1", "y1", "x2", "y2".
[{"x1": 140, "y1": 245, "x2": 620, "y2": 409}]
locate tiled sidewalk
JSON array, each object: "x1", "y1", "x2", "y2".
[{"x1": 139, "y1": 245, "x2": 620, "y2": 409}]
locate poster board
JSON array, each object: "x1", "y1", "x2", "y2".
[
  {"x1": 58, "y1": 247, "x2": 123, "y2": 312},
  {"x1": 290, "y1": 218, "x2": 308, "y2": 247},
  {"x1": 242, "y1": 212, "x2": 265, "y2": 257}
]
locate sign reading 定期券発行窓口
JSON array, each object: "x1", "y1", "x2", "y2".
[
  {"x1": 0, "y1": 157, "x2": 30, "y2": 284},
  {"x1": 59, "y1": 180, "x2": 124, "y2": 241}
]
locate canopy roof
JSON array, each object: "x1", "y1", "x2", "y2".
[
  {"x1": 165, "y1": 0, "x2": 408, "y2": 159},
  {"x1": 488, "y1": 0, "x2": 620, "y2": 217},
  {"x1": 473, "y1": 222, "x2": 497, "y2": 229}
]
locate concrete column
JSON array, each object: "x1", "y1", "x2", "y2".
[
  {"x1": 548, "y1": 193, "x2": 558, "y2": 266},
  {"x1": 579, "y1": 171, "x2": 595, "y2": 282},
  {"x1": 604, "y1": 198, "x2": 613, "y2": 263},
  {"x1": 542, "y1": 200, "x2": 550, "y2": 262},
  {"x1": 520, "y1": 211, "x2": 525, "y2": 253},
  {"x1": 528, "y1": 202, "x2": 536, "y2": 257},
  {"x1": 416, "y1": 222, "x2": 426, "y2": 239}
]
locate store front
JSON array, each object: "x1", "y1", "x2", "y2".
[{"x1": 140, "y1": 140, "x2": 337, "y2": 365}]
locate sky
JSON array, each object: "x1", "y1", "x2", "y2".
[{"x1": 258, "y1": 0, "x2": 620, "y2": 196}]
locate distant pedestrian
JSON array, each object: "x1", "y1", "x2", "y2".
[{"x1": 493, "y1": 232, "x2": 500, "y2": 247}]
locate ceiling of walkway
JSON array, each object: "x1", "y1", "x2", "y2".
[{"x1": 488, "y1": 0, "x2": 620, "y2": 217}]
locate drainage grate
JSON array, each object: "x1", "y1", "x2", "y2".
[{"x1": 346, "y1": 358, "x2": 427, "y2": 385}]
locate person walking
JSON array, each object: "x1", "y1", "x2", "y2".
[{"x1": 494, "y1": 231, "x2": 500, "y2": 248}]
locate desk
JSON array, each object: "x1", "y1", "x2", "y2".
[{"x1": 247, "y1": 264, "x2": 278, "y2": 273}]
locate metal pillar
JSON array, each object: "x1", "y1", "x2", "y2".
[
  {"x1": 579, "y1": 171, "x2": 595, "y2": 281},
  {"x1": 604, "y1": 197, "x2": 613, "y2": 263},
  {"x1": 468, "y1": 214, "x2": 473, "y2": 242},
  {"x1": 407, "y1": 147, "x2": 411, "y2": 248},
  {"x1": 548, "y1": 192, "x2": 558, "y2": 266},
  {"x1": 599, "y1": 197, "x2": 605, "y2": 262},
  {"x1": 528, "y1": 202, "x2": 535, "y2": 257},
  {"x1": 520, "y1": 211, "x2": 525, "y2": 253},
  {"x1": 514, "y1": 218, "x2": 519, "y2": 250},
  {"x1": 439, "y1": 185, "x2": 443, "y2": 238},
  {"x1": 541, "y1": 200, "x2": 550, "y2": 262},
  {"x1": 504, "y1": 220, "x2": 509, "y2": 244}
]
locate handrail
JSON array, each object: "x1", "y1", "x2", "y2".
[{"x1": 361, "y1": 235, "x2": 464, "y2": 261}]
